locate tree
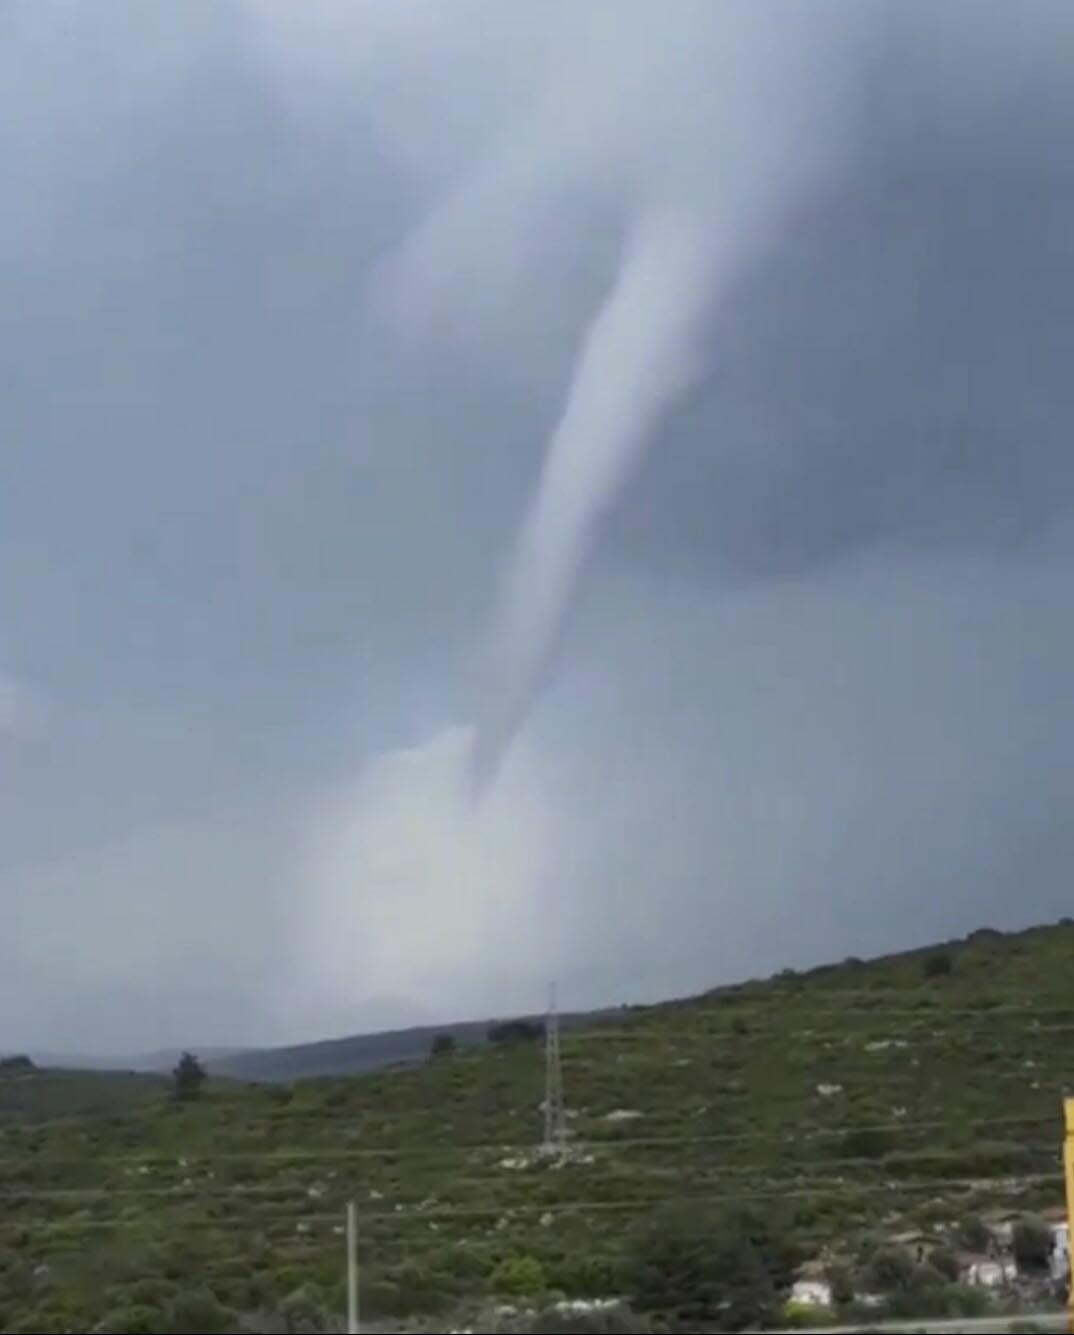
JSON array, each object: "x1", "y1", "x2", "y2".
[
  {"x1": 172, "y1": 1051, "x2": 207, "y2": 1103},
  {"x1": 1013, "y1": 1215, "x2": 1054, "y2": 1273},
  {"x1": 923, "y1": 951, "x2": 954, "y2": 979},
  {"x1": 629, "y1": 1204, "x2": 799, "y2": 1330},
  {"x1": 863, "y1": 1244, "x2": 917, "y2": 1294},
  {"x1": 930, "y1": 1246, "x2": 961, "y2": 1282},
  {"x1": 161, "y1": 1288, "x2": 240, "y2": 1333},
  {"x1": 488, "y1": 1018, "x2": 545, "y2": 1046},
  {"x1": 0, "y1": 1055, "x2": 35, "y2": 1077},
  {"x1": 841, "y1": 1125, "x2": 896, "y2": 1160},
  {"x1": 429, "y1": 1033, "x2": 457, "y2": 1061},
  {"x1": 958, "y1": 1215, "x2": 991, "y2": 1253},
  {"x1": 826, "y1": 1262, "x2": 855, "y2": 1308}
]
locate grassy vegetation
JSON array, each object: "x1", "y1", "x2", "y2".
[
  {"x1": 207, "y1": 1011, "x2": 619, "y2": 1084},
  {"x1": 3, "y1": 920, "x2": 1074, "y2": 1331},
  {"x1": 0, "y1": 1067, "x2": 166, "y2": 1123}
]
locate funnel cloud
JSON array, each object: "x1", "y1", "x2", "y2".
[
  {"x1": 1, "y1": 1, "x2": 1073, "y2": 1053},
  {"x1": 472, "y1": 208, "x2": 718, "y2": 784}
]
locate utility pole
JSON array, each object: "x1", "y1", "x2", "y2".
[
  {"x1": 542, "y1": 982, "x2": 567, "y2": 1157},
  {"x1": 347, "y1": 1200, "x2": 360, "y2": 1335},
  {"x1": 1064, "y1": 1099, "x2": 1073, "y2": 1335}
]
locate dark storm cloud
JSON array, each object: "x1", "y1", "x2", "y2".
[{"x1": 1, "y1": 1, "x2": 1072, "y2": 1051}]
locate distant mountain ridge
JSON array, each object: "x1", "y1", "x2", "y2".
[
  {"x1": 28, "y1": 1046, "x2": 247, "y2": 1074},
  {"x1": 206, "y1": 1008, "x2": 622, "y2": 1083},
  {"x1": 26, "y1": 1010, "x2": 623, "y2": 1084}
]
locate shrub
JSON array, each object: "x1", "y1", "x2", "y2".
[
  {"x1": 923, "y1": 951, "x2": 954, "y2": 979},
  {"x1": 161, "y1": 1288, "x2": 241, "y2": 1333},
  {"x1": 780, "y1": 1298, "x2": 838, "y2": 1328},
  {"x1": 0, "y1": 1056, "x2": 35, "y2": 1075},
  {"x1": 547, "y1": 1251, "x2": 622, "y2": 1298},
  {"x1": 864, "y1": 1245, "x2": 917, "y2": 1293},
  {"x1": 629, "y1": 1204, "x2": 799, "y2": 1330},
  {"x1": 1013, "y1": 1215, "x2": 1054, "y2": 1273},
  {"x1": 488, "y1": 1018, "x2": 545, "y2": 1045},
  {"x1": 885, "y1": 1264, "x2": 948, "y2": 1318},
  {"x1": 491, "y1": 1254, "x2": 548, "y2": 1299},
  {"x1": 384, "y1": 1258, "x2": 457, "y2": 1314},
  {"x1": 826, "y1": 1262, "x2": 855, "y2": 1308},
  {"x1": 98, "y1": 1305, "x2": 162, "y2": 1334},
  {"x1": 940, "y1": 1282, "x2": 991, "y2": 1317},
  {"x1": 930, "y1": 1246, "x2": 961, "y2": 1282},
  {"x1": 958, "y1": 1215, "x2": 991, "y2": 1252},
  {"x1": 840, "y1": 1125, "x2": 896, "y2": 1160},
  {"x1": 430, "y1": 1033, "x2": 458, "y2": 1060},
  {"x1": 171, "y1": 1052, "x2": 207, "y2": 1103}
]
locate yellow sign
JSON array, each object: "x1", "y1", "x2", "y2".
[{"x1": 1065, "y1": 1099, "x2": 1074, "y2": 1334}]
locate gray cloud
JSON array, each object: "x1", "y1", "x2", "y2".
[{"x1": 2, "y1": 1, "x2": 1072, "y2": 1053}]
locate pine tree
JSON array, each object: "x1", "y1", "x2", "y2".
[{"x1": 172, "y1": 1051, "x2": 207, "y2": 1103}]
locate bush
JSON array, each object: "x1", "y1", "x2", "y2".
[
  {"x1": 1013, "y1": 1216, "x2": 1054, "y2": 1273},
  {"x1": 98, "y1": 1306, "x2": 162, "y2": 1334},
  {"x1": 884, "y1": 1140, "x2": 1030, "y2": 1181},
  {"x1": 826, "y1": 1262, "x2": 855, "y2": 1308},
  {"x1": 547, "y1": 1251, "x2": 622, "y2": 1298},
  {"x1": 383, "y1": 1258, "x2": 457, "y2": 1314},
  {"x1": 161, "y1": 1288, "x2": 241, "y2": 1333},
  {"x1": 923, "y1": 951, "x2": 955, "y2": 978},
  {"x1": 930, "y1": 1246, "x2": 961, "y2": 1282},
  {"x1": 0, "y1": 1056, "x2": 35, "y2": 1075},
  {"x1": 171, "y1": 1052, "x2": 207, "y2": 1103},
  {"x1": 491, "y1": 1254, "x2": 548, "y2": 1299},
  {"x1": 958, "y1": 1215, "x2": 991, "y2": 1252},
  {"x1": 488, "y1": 1019, "x2": 545, "y2": 1045},
  {"x1": 840, "y1": 1126, "x2": 896, "y2": 1160},
  {"x1": 884, "y1": 1264, "x2": 949, "y2": 1318},
  {"x1": 430, "y1": 1033, "x2": 458, "y2": 1060},
  {"x1": 940, "y1": 1283, "x2": 991, "y2": 1317},
  {"x1": 271, "y1": 1285, "x2": 337, "y2": 1333},
  {"x1": 864, "y1": 1245, "x2": 917, "y2": 1293},
  {"x1": 780, "y1": 1298, "x2": 838, "y2": 1328},
  {"x1": 630, "y1": 1204, "x2": 799, "y2": 1330}
]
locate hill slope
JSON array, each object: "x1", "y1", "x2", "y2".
[
  {"x1": 0, "y1": 1064, "x2": 167, "y2": 1122},
  {"x1": 208, "y1": 1009, "x2": 620, "y2": 1083},
  {"x1": 3, "y1": 920, "x2": 1074, "y2": 1332}
]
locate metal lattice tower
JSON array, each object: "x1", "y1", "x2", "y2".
[{"x1": 542, "y1": 982, "x2": 567, "y2": 1157}]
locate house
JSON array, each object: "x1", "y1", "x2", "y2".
[
  {"x1": 890, "y1": 1229, "x2": 941, "y2": 1264},
  {"x1": 983, "y1": 1211, "x2": 1020, "y2": 1250},
  {"x1": 1047, "y1": 1215, "x2": 1069, "y2": 1282},
  {"x1": 958, "y1": 1253, "x2": 1017, "y2": 1287},
  {"x1": 790, "y1": 1279, "x2": 833, "y2": 1308}
]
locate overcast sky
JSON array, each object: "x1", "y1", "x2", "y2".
[{"x1": 2, "y1": 1, "x2": 1073, "y2": 1055}]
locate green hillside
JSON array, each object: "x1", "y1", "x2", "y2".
[
  {"x1": 208, "y1": 1009, "x2": 620, "y2": 1083},
  {"x1": 3, "y1": 920, "x2": 1074, "y2": 1332},
  {"x1": 0, "y1": 1064, "x2": 166, "y2": 1123}
]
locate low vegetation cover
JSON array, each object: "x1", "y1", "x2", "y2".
[{"x1": 2, "y1": 920, "x2": 1073, "y2": 1331}]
